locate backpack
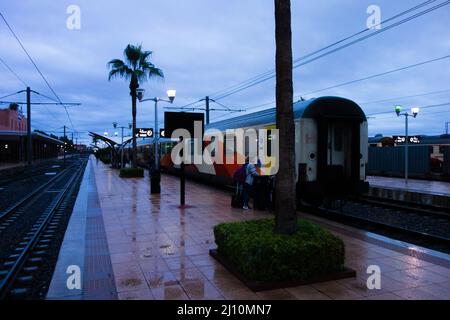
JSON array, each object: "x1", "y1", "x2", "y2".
[{"x1": 233, "y1": 164, "x2": 248, "y2": 183}]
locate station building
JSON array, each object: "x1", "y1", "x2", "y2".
[{"x1": 0, "y1": 106, "x2": 63, "y2": 164}]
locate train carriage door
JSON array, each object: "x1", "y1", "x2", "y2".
[
  {"x1": 327, "y1": 121, "x2": 360, "y2": 182},
  {"x1": 328, "y1": 123, "x2": 351, "y2": 177}
]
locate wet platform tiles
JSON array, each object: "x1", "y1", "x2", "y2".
[{"x1": 47, "y1": 156, "x2": 450, "y2": 300}]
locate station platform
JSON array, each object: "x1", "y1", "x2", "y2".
[
  {"x1": 47, "y1": 156, "x2": 450, "y2": 300},
  {"x1": 367, "y1": 176, "x2": 450, "y2": 208}
]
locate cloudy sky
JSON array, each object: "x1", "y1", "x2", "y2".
[{"x1": 0, "y1": 0, "x2": 449, "y2": 144}]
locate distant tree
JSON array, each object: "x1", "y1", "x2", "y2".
[
  {"x1": 274, "y1": 0, "x2": 297, "y2": 234},
  {"x1": 92, "y1": 135, "x2": 99, "y2": 147},
  {"x1": 9, "y1": 102, "x2": 19, "y2": 111},
  {"x1": 108, "y1": 44, "x2": 164, "y2": 168}
]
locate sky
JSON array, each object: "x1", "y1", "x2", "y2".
[{"x1": 0, "y1": 0, "x2": 449, "y2": 144}]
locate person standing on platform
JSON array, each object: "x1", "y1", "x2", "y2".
[{"x1": 242, "y1": 156, "x2": 259, "y2": 210}]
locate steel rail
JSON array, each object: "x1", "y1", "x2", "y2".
[{"x1": 0, "y1": 161, "x2": 86, "y2": 299}]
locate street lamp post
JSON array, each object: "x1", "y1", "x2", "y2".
[
  {"x1": 395, "y1": 105, "x2": 420, "y2": 184},
  {"x1": 136, "y1": 89, "x2": 176, "y2": 194},
  {"x1": 113, "y1": 122, "x2": 132, "y2": 169}
]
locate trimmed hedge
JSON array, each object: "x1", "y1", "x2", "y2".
[
  {"x1": 214, "y1": 219, "x2": 345, "y2": 282},
  {"x1": 119, "y1": 167, "x2": 144, "y2": 178}
]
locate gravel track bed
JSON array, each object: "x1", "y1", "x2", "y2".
[{"x1": 341, "y1": 202, "x2": 450, "y2": 240}]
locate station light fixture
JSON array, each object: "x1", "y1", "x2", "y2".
[
  {"x1": 136, "y1": 88, "x2": 145, "y2": 102},
  {"x1": 167, "y1": 89, "x2": 176, "y2": 103},
  {"x1": 411, "y1": 107, "x2": 420, "y2": 118},
  {"x1": 395, "y1": 105, "x2": 402, "y2": 116},
  {"x1": 104, "y1": 132, "x2": 108, "y2": 136},
  {"x1": 114, "y1": 132, "x2": 119, "y2": 137},
  {"x1": 113, "y1": 122, "x2": 118, "y2": 129}
]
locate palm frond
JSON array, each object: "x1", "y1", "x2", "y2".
[
  {"x1": 107, "y1": 58, "x2": 133, "y2": 81},
  {"x1": 124, "y1": 44, "x2": 142, "y2": 70},
  {"x1": 108, "y1": 44, "x2": 164, "y2": 83}
]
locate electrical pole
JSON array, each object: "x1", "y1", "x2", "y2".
[
  {"x1": 63, "y1": 125, "x2": 66, "y2": 168},
  {"x1": 405, "y1": 114, "x2": 409, "y2": 184},
  {"x1": 121, "y1": 127, "x2": 124, "y2": 168},
  {"x1": 205, "y1": 96, "x2": 210, "y2": 125},
  {"x1": 26, "y1": 87, "x2": 32, "y2": 168}
]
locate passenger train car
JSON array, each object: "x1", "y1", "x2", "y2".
[{"x1": 132, "y1": 96, "x2": 370, "y2": 206}]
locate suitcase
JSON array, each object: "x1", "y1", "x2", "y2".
[{"x1": 231, "y1": 183, "x2": 243, "y2": 208}]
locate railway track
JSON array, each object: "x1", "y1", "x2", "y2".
[
  {"x1": 0, "y1": 157, "x2": 79, "y2": 187},
  {"x1": 303, "y1": 195, "x2": 450, "y2": 253},
  {"x1": 0, "y1": 158, "x2": 87, "y2": 299}
]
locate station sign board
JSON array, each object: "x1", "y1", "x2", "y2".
[
  {"x1": 394, "y1": 135, "x2": 421, "y2": 144},
  {"x1": 135, "y1": 128, "x2": 154, "y2": 138},
  {"x1": 164, "y1": 112, "x2": 204, "y2": 139}
]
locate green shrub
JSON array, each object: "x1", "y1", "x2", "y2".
[
  {"x1": 214, "y1": 219, "x2": 345, "y2": 282},
  {"x1": 119, "y1": 167, "x2": 144, "y2": 178}
]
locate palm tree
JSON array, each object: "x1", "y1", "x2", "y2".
[
  {"x1": 274, "y1": 0, "x2": 297, "y2": 234},
  {"x1": 108, "y1": 44, "x2": 164, "y2": 168}
]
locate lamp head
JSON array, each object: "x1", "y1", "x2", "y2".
[
  {"x1": 395, "y1": 105, "x2": 402, "y2": 116},
  {"x1": 136, "y1": 88, "x2": 145, "y2": 102},
  {"x1": 167, "y1": 89, "x2": 176, "y2": 103},
  {"x1": 104, "y1": 132, "x2": 108, "y2": 136},
  {"x1": 113, "y1": 122, "x2": 117, "y2": 129},
  {"x1": 411, "y1": 107, "x2": 420, "y2": 118},
  {"x1": 128, "y1": 123, "x2": 132, "y2": 130}
]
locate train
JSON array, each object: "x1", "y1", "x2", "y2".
[{"x1": 130, "y1": 96, "x2": 370, "y2": 206}]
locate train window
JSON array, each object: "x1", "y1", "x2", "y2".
[
  {"x1": 244, "y1": 136, "x2": 249, "y2": 157},
  {"x1": 334, "y1": 127, "x2": 343, "y2": 151},
  {"x1": 210, "y1": 137, "x2": 216, "y2": 157}
]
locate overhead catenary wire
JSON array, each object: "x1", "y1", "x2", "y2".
[
  {"x1": 208, "y1": 0, "x2": 440, "y2": 99},
  {"x1": 0, "y1": 91, "x2": 22, "y2": 101},
  {"x1": 298, "y1": 54, "x2": 450, "y2": 98},
  {"x1": 0, "y1": 12, "x2": 76, "y2": 131},
  {"x1": 359, "y1": 89, "x2": 450, "y2": 105},
  {"x1": 241, "y1": 54, "x2": 450, "y2": 112},
  {"x1": 0, "y1": 56, "x2": 28, "y2": 87},
  {"x1": 211, "y1": 0, "x2": 450, "y2": 101},
  {"x1": 367, "y1": 102, "x2": 450, "y2": 117}
]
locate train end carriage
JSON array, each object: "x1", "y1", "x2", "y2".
[{"x1": 294, "y1": 96, "x2": 369, "y2": 205}]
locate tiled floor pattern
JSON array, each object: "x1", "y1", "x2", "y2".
[{"x1": 89, "y1": 157, "x2": 450, "y2": 300}]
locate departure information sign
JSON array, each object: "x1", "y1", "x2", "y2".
[
  {"x1": 394, "y1": 135, "x2": 421, "y2": 144},
  {"x1": 135, "y1": 128, "x2": 154, "y2": 138}
]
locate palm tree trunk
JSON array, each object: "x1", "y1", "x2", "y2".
[
  {"x1": 274, "y1": 0, "x2": 297, "y2": 234},
  {"x1": 130, "y1": 75, "x2": 138, "y2": 168}
]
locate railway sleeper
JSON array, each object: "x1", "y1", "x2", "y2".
[
  {"x1": 9, "y1": 288, "x2": 29, "y2": 297},
  {"x1": 32, "y1": 251, "x2": 48, "y2": 257},
  {"x1": 3, "y1": 261, "x2": 15, "y2": 267},
  {"x1": 28, "y1": 257, "x2": 44, "y2": 263},
  {"x1": 17, "y1": 275, "x2": 34, "y2": 283},
  {"x1": 23, "y1": 266, "x2": 39, "y2": 272}
]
